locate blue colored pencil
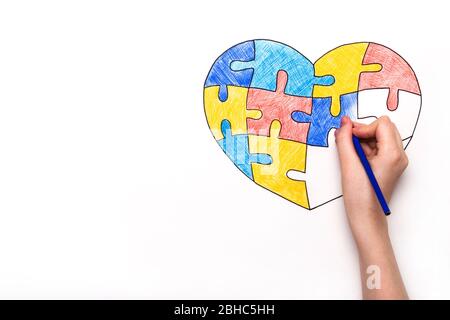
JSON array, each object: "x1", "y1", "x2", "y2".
[{"x1": 352, "y1": 135, "x2": 391, "y2": 216}]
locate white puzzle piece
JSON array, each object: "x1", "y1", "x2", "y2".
[
  {"x1": 357, "y1": 89, "x2": 421, "y2": 140},
  {"x1": 287, "y1": 129, "x2": 341, "y2": 209}
]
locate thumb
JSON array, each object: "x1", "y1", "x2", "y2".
[{"x1": 335, "y1": 116, "x2": 360, "y2": 172}]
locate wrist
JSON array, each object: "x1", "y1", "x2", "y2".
[
  {"x1": 346, "y1": 209, "x2": 389, "y2": 248},
  {"x1": 351, "y1": 220, "x2": 390, "y2": 254}
]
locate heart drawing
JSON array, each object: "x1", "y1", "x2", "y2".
[{"x1": 203, "y1": 40, "x2": 421, "y2": 210}]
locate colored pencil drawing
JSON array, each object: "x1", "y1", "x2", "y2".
[{"x1": 203, "y1": 40, "x2": 421, "y2": 210}]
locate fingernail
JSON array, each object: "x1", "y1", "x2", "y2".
[{"x1": 341, "y1": 116, "x2": 348, "y2": 126}]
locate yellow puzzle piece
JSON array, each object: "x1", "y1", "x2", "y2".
[
  {"x1": 204, "y1": 86, "x2": 262, "y2": 140},
  {"x1": 313, "y1": 42, "x2": 382, "y2": 116},
  {"x1": 248, "y1": 120, "x2": 310, "y2": 208}
]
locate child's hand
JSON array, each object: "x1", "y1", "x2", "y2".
[
  {"x1": 335, "y1": 116, "x2": 408, "y2": 239},
  {"x1": 335, "y1": 116, "x2": 409, "y2": 299}
]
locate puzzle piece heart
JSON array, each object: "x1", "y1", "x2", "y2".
[{"x1": 204, "y1": 40, "x2": 421, "y2": 210}]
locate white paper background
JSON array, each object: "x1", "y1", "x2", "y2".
[{"x1": 0, "y1": 0, "x2": 449, "y2": 299}]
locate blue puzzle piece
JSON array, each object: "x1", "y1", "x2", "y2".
[
  {"x1": 204, "y1": 41, "x2": 255, "y2": 102},
  {"x1": 291, "y1": 92, "x2": 358, "y2": 147},
  {"x1": 230, "y1": 40, "x2": 334, "y2": 97},
  {"x1": 217, "y1": 120, "x2": 271, "y2": 179}
]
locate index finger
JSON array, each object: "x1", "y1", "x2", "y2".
[{"x1": 352, "y1": 116, "x2": 400, "y2": 151}]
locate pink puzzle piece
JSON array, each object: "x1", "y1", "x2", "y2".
[
  {"x1": 247, "y1": 70, "x2": 311, "y2": 143},
  {"x1": 359, "y1": 43, "x2": 421, "y2": 111}
]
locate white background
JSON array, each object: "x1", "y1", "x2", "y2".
[{"x1": 0, "y1": 0, "x2": 449, "y2": 299}]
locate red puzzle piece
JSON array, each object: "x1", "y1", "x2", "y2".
[
  {"x1": 247, "y1": 70, "x2": 311, "y2": 143},
  {"x1": 359, "y1": 43, "x2": 421, "y2": 111}
]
